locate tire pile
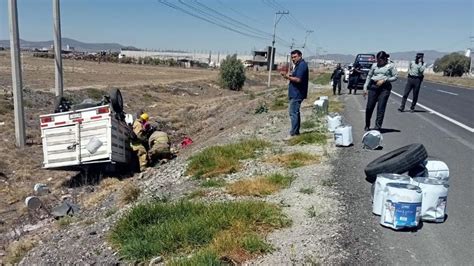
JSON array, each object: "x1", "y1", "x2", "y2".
[{"x1": 364, "y1": 143, "x2": 450, "y2": 230}]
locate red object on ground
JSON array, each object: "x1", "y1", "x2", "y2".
[{"x1": 181, "y1": 137, "x2": 193, "y2": 148}]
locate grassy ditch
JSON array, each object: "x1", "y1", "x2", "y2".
[
  {"x1": 109, "y1": 200, "x2": 291, "y2": 263},
  {"x1": 186, "y1": 139, "x2": 271, "y2": 178},
  {"x1": 266, "y1": 152, "x2": 321, "y2": 169},
  {"x1": 311, "y1": 72, "x2": 331, "y2": 85},
  {"x1": 288, "y1": 132, "x2": 327, "y2": 146},
  {"x1": 227, "y1": 173, "x2": 295, "y2": 196}
]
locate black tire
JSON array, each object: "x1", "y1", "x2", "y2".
[
  {"x1": 364, "y1": 143, "x2": 428, "y2": 183},
  {"x1": 110, "y1": 88, "x2": 124, "y2": 113}
]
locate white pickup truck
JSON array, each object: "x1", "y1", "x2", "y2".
[{"x1": 39, "y1": 89, "x2": 132, "y2": 169}]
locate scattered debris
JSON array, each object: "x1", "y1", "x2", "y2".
[
  {"x1": 50, "y1": 201, "x2": 80, "y2": 218},
  {"x1": 180, "y1": 136, "x2": 193, "y2": 148}
]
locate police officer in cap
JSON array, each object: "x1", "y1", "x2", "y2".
[{"x1": 399, "y1": 53, "x2": 426, "y2": 112}]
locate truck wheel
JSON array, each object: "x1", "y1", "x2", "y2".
[
  {"x1": 364, "y1": 143, "x2": 428, "y2": 183},
  {"x1": 110, "y1": 88, "x2": 123, "y2": 113}
]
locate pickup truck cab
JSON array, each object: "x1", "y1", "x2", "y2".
[{"x1": 354, "y1": 54, "x2": 376, "y2": 88}]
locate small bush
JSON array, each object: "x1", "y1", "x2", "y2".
[
  {"x1": 320, "y1": 178, "x2": 336, "y2": 187},
  {"x1": 109, "y1": 201, "x2": 290, "y2": 261},
  {"x1": 5, "y1": 237, "x2": 37, "y2": 264},
  {"x1": 219, "y1": 54, "x2": 246, "y2": 90},
  {"x1": 288, "y1": 132, "x2": 327, "y2": 146}
]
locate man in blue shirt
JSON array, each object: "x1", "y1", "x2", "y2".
[{"x1": 281, "y1": 50, "x2": 309, "y2": 137}]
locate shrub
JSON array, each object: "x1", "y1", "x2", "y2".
[
  {"x1": 219, "y1": 54, "x2": 246, "y2": 90},
  {"x1": 433, "y1": 53, "x2": 470, "y2": 77}
]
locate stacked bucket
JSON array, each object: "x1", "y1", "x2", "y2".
[
  {"x1": 372, "y1": 160, "x2": 450, "y2": 230},
  {"x1": 314, "y1": 96, "x2": 353, "y2": 147}
]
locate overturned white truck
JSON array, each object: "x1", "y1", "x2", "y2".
[{"x1": 39, "y1": 89, "x2": 132, "y2": 170}]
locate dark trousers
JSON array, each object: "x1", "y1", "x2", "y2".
[
  {"x1": 332, "y1": 79, "x2": 342, "y2": 95},
  {"x1": 348, "y1": 76, "x2": 359, "y2": 94},
  {"x1": 365, "y1": 83, "x2": 392, "y2": 129},
  {"x1": 289, "y1": 98, "x2": 303, "y2": 136},
  {"x1": 400, "y1": 77, "x2": 422, "y2": 110}
]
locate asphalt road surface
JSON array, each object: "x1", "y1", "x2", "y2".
[{"x1": 334, "y1": 78, "x2": 473, "y2": 264}]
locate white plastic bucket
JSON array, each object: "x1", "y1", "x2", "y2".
[
  {"x1": 380, "y1": 183, "x2": 422, "y2": 230},
  {"x1": 327, "y1": 114, "x2": 342, "y2": 132},
  {"x1": 319, "y1": 96, "x2": 329, "y2": 101},
  {"x1": 372, "y1": 174, "x2": 411, "y2": 215},
  {"x1": 411, "y1": 177, "x2": 449, "y2": 222},
  {"x1": 25, "y1": 196, "x2": 42, "y2": 210},
  {"x1": 425, "y1": 160, "x2": 449, "y2": 180},
  {"x1": 34, "y1": 183, "x2": 49, "y2": 196},
  {"x1": 86, "y1": 137, "x2": 103, "y2": 154},
  {"x1": 362, "y1": 130, "x2": 383, "y2": 150},
  {"x1": 313, "y1": 99, "x2": 328, "y2": 114},
  {"x1": 334, "y1": 125, "x2": 353, "y2": 146}
]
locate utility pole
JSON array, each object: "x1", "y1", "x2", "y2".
[
  {"x1": 8, "y1": 0, "x2": 26, "y2": 148},
  {"x1": 302, "y1": 30, "x2": 314, "y2": 56},
  {"x1": 267, "y1": 11, "x2": 289, "y2": 88},
  {"x1": 286, "y1": 38, "x2": 296, "y2": 74},
  {"x1": 470, "y1": 36, "x2": 474, "y2": 75},
  {"x1": 53, "y1": 0, "x2": 64, "y2": 97}
]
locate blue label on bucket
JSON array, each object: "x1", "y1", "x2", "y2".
[{"x1": 383, "y1": 200, "x2": 421, "y2": 228}]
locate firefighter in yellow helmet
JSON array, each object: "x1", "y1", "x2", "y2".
[{"x1": 130, "y1": 112, "x2": 150, "y2": 172}]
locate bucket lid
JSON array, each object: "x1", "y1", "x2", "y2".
[
  {"x1": 362, "y1": 130, "x2": 383, "y2": 149},
  {"x1": 386, "y1": 183, "x2": 421, "y2": 192},
  {"x1": 377, "y1": 173, "x2": 411, "y2": 181}
]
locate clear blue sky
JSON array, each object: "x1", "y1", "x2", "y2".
[{"x1": 0, "y1": 0, "x2": 472, "y2": 56}]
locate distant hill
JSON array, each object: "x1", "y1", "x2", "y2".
[
  {"x1": 308, "y1": 50, "x2": 452, "y2": 65},
  {"x1": 0, "y1": 38, "x2": 138, "y2": 52}
]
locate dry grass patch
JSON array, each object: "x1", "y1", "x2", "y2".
[
  {"x1": 329, "y1": 100, "x2": 344, "y2": 113},
  {"x1": 288, "y1": 132, "x2": 328, "y2": 146},
  {"x1": 186, "y1": 139, "x2": 271, "y2": 178},
  {"x1": 227, "y1": 173, "x2": 295, "y2": 196},
  {"x1": 5, "y1": 236, "x2": 38, "y2": 264},
  {"x1": 119, "y1": 182, "x2": 141, "y2": 205},
  {"x1": 266, "y1": 152, "x2": 321, "y2": 169}
]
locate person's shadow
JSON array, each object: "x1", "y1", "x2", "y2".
[{"x1": 378, "y1": 128, "x2": 401, "y2": 134}]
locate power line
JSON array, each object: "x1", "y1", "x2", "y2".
[
  {"x1": 187, "y1": 0, "x2": 272, "y2": 38},
  {"x1": 158, "y1": 0, "x2": 268, "y2": 41}
]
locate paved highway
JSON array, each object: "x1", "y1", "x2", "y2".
[{"x1": 334, "y1": 78, "x2": 473, "y2": 264}]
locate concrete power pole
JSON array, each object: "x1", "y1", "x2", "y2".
[
  {"x1": 267, "y1": 11, "x2": 289, "y2": 88},
  {"x1": 53, "y1": 0, "x2": 64, "y2": 97},
  {"x1": 302, "y1": 30, "x2": 314, "y2": 56},
  {"x1": 8, "y1": 0, "x2": 26, "y2": 148},
  {"x1": 470, "y1": 36, "x2": 474, "y2": 75}
]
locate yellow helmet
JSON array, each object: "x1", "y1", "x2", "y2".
[{"x1": 140, "y1": 113, "x2": 149, "y2": 121}]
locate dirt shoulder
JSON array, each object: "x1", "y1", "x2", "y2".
[{"x1": 1, "y1": 57, "x2": 347, "y2": 264}]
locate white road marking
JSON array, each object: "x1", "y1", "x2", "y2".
[
  {"x1": 391, "y1": 91, "x2": 474, "y2": 133},
  {"x1": 437, "y1": 90, "x2": 458, "y2": 96}
]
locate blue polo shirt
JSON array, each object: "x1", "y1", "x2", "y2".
[{"x1": 288, "y1": 59, "x2": 309, "y2": 100}]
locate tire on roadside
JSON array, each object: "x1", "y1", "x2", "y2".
[
  {"x1": 110, "y1": 88, "x2": 124, "y2": 114},
  {"x1": 364, "y1": 143, "x2": 428, "y2": 183}
]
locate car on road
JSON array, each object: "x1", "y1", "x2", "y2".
[{"x1": 353, "y1": 54, "x2": 376, "y2": 88}]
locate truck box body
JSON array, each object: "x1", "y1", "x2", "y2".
[{"x1": 40, "y1": 105, "x2": 130, "y2": 169}]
